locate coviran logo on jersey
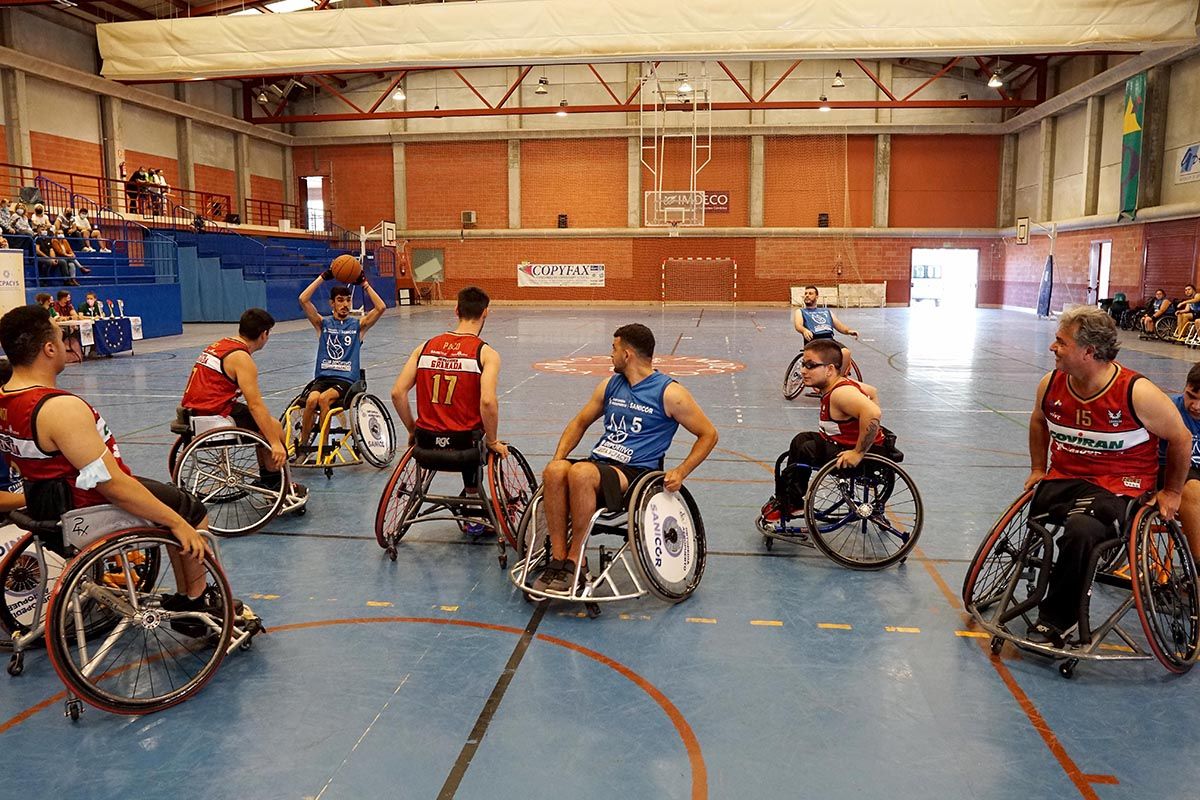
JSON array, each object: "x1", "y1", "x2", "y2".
[{"x1": 1050, "y1": 430, "x2": 1126, "y2": 450}]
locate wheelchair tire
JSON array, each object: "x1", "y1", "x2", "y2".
[
  {"x1": 1129, "y1": 507, "x2": 1200, "y2": 674},
  {"x1": 167, "y1": 435, "x2": 184, "y2": 477},
  {"x1": 513, "y1": 487, "x2": 551, "y2": 580},
  {"x1": 1156, "y1": 316, "x2": 1177, "y2": 340},
  {"x1": 280, "y1": 393, "x2": 306, "y2": 463},
  {"x1": 350, "y1": 393, "x2": 397, "y2": 469},
  {"x1": 628, "y1": 473, "x2": 706, "y2": 603},
  {"x1": 1, "y1": 532, "x2": 162, "y2": 643},
  {"x1": 962, "y1": 490, "x2": 1036, "y2": 610},
  {"x1": 488, "y1": 445, "x2": 538, "y2": 550},
  {"x1": 783, "y1": 354, "x2": 805, "y2": 400},
  {"x1": 847, "y1": 357, "x2": 862, "y2": 382},
  {"x1": 173, "y1": 427, "x2": 288, "y2": 537},
  {"x1": 805, "y1": 454, "x2": 922, "y2": 570},
  {"x1": 374, "y1": 446, "x2": 422, "y2": 550},
  {"x1": 45, "y1": 530, "x2": 234, "y2": 715}
]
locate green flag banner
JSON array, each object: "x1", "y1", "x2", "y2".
[{"x1": 1119, "y1": 73, "x2": 1146, "y2": 221}]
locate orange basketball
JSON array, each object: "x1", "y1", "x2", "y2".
[{"x1": 329, "y1": 254, "x2": 362, "y2": 284}]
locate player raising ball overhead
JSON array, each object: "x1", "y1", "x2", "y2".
[{"x1": 297, "y1": 257, "x2": 387, "y2": 452}]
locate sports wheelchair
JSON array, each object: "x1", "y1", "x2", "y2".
[
  {"x1": 783, "y1": 352, "x2": 861, "y2": 400},
  {"x1": 0, "y1": 506, "x2": 263, "y2": 719},
  {"x1": 756, "y1": 448, "x2": 924, "y2": 570},
  {"x1": 374, "y1": 436, "x2": 537, "y2": 568},
  {"x1": 962, "y1": 489, "x2": 1200, "y2": 678},
  {"x1": 169, "y1": 409, "x2": 308, "y2": 536},
  {"x1": 510, "y1": 472, "x2": 706, "y2": 618},
  {"x1": 281, "y1": 370, "x2": 397, "y2": 479}
]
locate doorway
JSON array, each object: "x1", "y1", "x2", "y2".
[
  {"x1": 301, "y1": 175, "x2": 326, "y2": 232},
  {"x1": 909, "y1": 248, "x2": 979, "y2": 308},
  {"x1": 1087, "y1": 241, "x2": 1112, "y2": 304}
]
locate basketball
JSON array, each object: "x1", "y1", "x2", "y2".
[{"x1": 329, "y1": 254, "x2": 362, "y2": 284}]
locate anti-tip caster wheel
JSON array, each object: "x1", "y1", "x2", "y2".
[
  {"x1": 65, "y1": 699, "x2": 83, "y2": 722},
  {"x1": 498, "y1": 553, "x2": 508, "y2": 569},
  {"x1": 239, "y1": 638, "x2": 253, "y2": 652},
  {"x1": 763, "y1": 534, "x2": 774, "y2": 551},
  {"x1": 585, "y1": 602, "x2": 601, "y2": 619},
  {"x1": 386, "y1": 546, "x2": 397, "y2": 562},
  {"x1": 324, "y1": 467, "x2": 333, "y2": 480},
  {"x1": 1059, "y1": 658, "x2": 1078, "y2": 679},
  {"x1": 990, "y1": 636, "x2": 1004, "y2": 655},
  {"x1": 7, "y1": 653, "x2": 24, "y2": 677}
]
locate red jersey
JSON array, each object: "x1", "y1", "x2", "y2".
[
  {"x1": 181, "y1": 337, "x2": 247, "y2": 415},
  {"x1": 0, "y1": 386, "x2": 132, "y2": 509},
  {"x1": 818, "y1": 378, "x2": 884, "y2": 448},
  {"x1": 1042, "y1": 364, "x2": 1159, "y2": 497},
  {"x1": 415, "y1": 332, "x2": 485, "y2": 433}
]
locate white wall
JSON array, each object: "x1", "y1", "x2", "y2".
[
  {"x1": 193, "y1": 123, "x2": 235, "y2": 169},
  {"x1": 249, "y1": 138, "x2": 283, "y2": 178},
  {"x1": 12, "y1": 12, "x2": 95, "y2": 74},
  {"x1": 1161, "y1": 52, "x2": 1200, "y2": 206},
  {"x1": 1051, "y1": 105, "x2": 1086, "y2": 218},
  {"x1": 124, "y1": 104, "x2": 178, "y2": 159},
  {"x1": 1096, "y1": 87, "x2": 1124, "y2": 215},
  {"x1": 1014, "y1": 125, "x2": 1041, "y2": 220},
  {"x1": 24, "y1": 77, "x2": 100, "y2": 143}
]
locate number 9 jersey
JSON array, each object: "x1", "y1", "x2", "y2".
[{"x1": 415, "y1": 332, "x2": 485, "y2": 432}]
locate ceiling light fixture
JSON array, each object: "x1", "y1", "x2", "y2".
[
  {"x1": 256, "y1": 89, "x2": 270, "y2": 105},
  {"x1": 831, "y1": 69, "x2": 845, "y2": 88},
  {"x1": 818, "y1": 93, "x2": 830, "y2": 112},
  {"x1": 959, "y1": 91, "x2": 969, "y2": 100},
  {"x1": 392, "y1": 82, "x2": 406, "y2": 102},
  {"x1": 677, "y1": 74, "x2": 693, "y2": 94},
  {"x1": 988, "y1": 70, "x2": 1004, "y2": 88},
  {"x1": 557, "y1": 98, "x2": 569, "y2": 116},
  {"x1": 535, "y1": 76, "x2": 549, "y2": 95}
]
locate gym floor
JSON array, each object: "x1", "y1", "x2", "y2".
[{"x1": 3, "y1": 303, "x2": 1198, "y2": 800}]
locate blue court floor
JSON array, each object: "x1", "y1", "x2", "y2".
[{"x1": 3, "y1": 303, "x2": 1200, "y2": 799}]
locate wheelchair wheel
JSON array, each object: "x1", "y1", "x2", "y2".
[
  {"x1": 45, "y1": 530, "x2": 234, "y2": 715},
  {"x1": 962, "y1": 490, "x2": 1038, "y2": 611},
  {"x1": 1129, "y1": 507, "x2": 1200, "y2": 673},
  {"x1": 350, "y1": 393, "x2": 397, "y2": 468},
  {"x1": 782, "y1": 354, "x2": 806, "y2": 400},
  {"x1": 628, "y1": 473, "x2": 706, "y2": 603},
  {"x1": 280, "y1": 393, "x2": 306, "y2": 461},
  {"x1": 1156, "y1": 316, "x2": 1177, "y2": 340},
  {"x1": 514, "y1": 487, "x2": 551, "y2": 581},
  {"x1": 805, "y1": 454, "x2": 922, "y2": 570},
  {"x1": 374, "y1": 446, "x2": 422, "y2": 551},
  {"x1": 167, "y1": 435, "x2": 185, "y2": 477},
  {"x1": 488, "y1": 446, "x2": 538, "y2": 550},
  {"x1": 1, "y1": 532, "x2": 162, "y2": 642},
  {"x1": 847, "y1": 357, "x2": 862, "y2": 382},
  {"x1": 173, "y1": 427, "x2": 288, "y2": 537}
]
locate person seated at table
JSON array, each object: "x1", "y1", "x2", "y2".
[
  {"x1": 53, "y1": 290, "x2": 80, "y2": 320},
  {"x1": 79, "y1": 291, "x2": 106, "y2": 319}
]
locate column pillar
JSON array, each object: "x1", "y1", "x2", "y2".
[
  {"x1": 749, "y1": 135, "x2": 764, "y2": 227},
  {"x1": 628, "y1": 136, "x2": 641, "y2": 228},
  {"x1": 507, "y1": 139, "x2": 520, "y2": 229},
  {"x1": 1081, "y1": 96, "x2": 1103, "y2": 217},
  {"x1": 234, "y1": 133, "x2": 251, "y2": 221},
  {"x1": 872, "y1": 134, "x2": 891, "y2": 227},
  {"x1": 391, "y1": 142, "x2": 406, "y2": 229},
  {"x1": 997, "y1": 133, "x2": 1017, "y2": 227},
  {"x1": 1038, "y1": 117, "x2": 1055, "y2": 221}
]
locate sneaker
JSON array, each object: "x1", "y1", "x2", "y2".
[
  {"x1": 100, "y1": 247, "x2": 111, "y2": 253},
  {"x1": 531, "y1": 559, "x2": 564, "y2": 591},
  {"x1": 1026, "y1": 618, "x2": 1078, "y2": 647},
  {"x1": 540, "y1": 559, "x2": 577, "y2": 595},
  {"x1": 759, "y1": 497, "x2": 802, "y2": 524},
  {"x1": 82, "y1": 246, "x2": 95, "y2": 252},
  {"x1": 464, "y1": 521, "x2": 487, "y2": 537},
  {"x1": 163, "y1": 587, "x2": 245, "y2": 638}
]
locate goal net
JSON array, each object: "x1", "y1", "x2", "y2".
[{"x1": 661, "y1": 257, "x2": 737, "y2": 303}]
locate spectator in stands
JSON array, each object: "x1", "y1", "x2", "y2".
[
  {"x1": 150, "y1": 168, "x2": 170, "y2": 215},
  {"x1": 10, "y1": 204, "x2": 35, "y2": 260},
  {"x1": 49, "y1": 236, "x2": 89, "y2": 279},
  {"x1": 55, "y1": 207, "x2": 79, "y2": 244},
  {"x1": 74, "y1": 206, "x2": 110, "y2": 252},
  {"x1": 0, "y1": 231, "x2": 8, "y2": 251},
  {"x1": 0, "y1": 199, "x2": 14, "y2": 236},
  {"x1": 34, "y1": 238, "x2": 72, "y2": 285},
  {"x1": 28, "y1": 203, "x2": 53, "y2": 237},
  {"x1": 125, "y1": 166, "x2": 151, "y2": 214}
]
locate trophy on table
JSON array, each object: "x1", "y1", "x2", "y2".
[
  {"x1": 117, "y1": 299, "x2": 125, "y2": 318},
  {"x1": 106, "y1": 299, "x2": 114, "y2": 318}
]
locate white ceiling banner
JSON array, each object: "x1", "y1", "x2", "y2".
[{"x1": 97, "y1": 0, "x2": 1200, "y2": 81}]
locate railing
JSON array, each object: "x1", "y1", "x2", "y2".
[
  {"x1": 329, "y1": 222, "x2": 357, "y2": 252},
  {"x1": 365, "y1": 241, "x2": 396, "y2": 277},
  {"x1": 0, "y1": 162, "x2": 230, "y2": 223},
  {"x1": 16, "y1": 231, "x2": 178, "y2": 288},
  {"x1": 246, "y1": 198, "x2": 303, "y2": 229}
]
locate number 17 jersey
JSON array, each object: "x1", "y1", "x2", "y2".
[{"x1": 415, "y1": 332, "x2": 485, "y2": 432}]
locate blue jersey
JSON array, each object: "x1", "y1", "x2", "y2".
[
  {"x1": 590, "y1": 371, "x2": 679, "y2": 470},
  {"x1": 315, "y1": 316, "x2": 361, "y2": 382},
  {"x1": 1162, "y1": 394, "x2": 1200, "y2": 467},
  {"x1": 800, "y1": 307, "x2": 835, "y2": 338}
]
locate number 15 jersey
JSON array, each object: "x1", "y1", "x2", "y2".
[{"x1": 415, "y1": 332, "x2": 485, "y2": 432}]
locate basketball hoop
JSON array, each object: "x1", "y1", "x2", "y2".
[{"x1": 668, "y1": 221, "x2": 681, "y2": 238}]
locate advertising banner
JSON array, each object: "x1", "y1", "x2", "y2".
[
  {"x1": 517, "y1": 262, "x2": 605, "y2": 287},
  {"x1": 0, "y1": 250, "x2": 25, "y2": 317}
]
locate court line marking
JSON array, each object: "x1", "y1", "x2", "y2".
[
  {"x1": 817, "y1": 623, "x2": 852, "y2": 630},
  {"x1": 915, "y1": 545, "x2": 1119, "y2": 797},
  {"x1": 884, "y1": 626, "x2": 921, "y2": 634},
  {"x1": 315, "y1": 674, "x2": 414, "y2": 800},
  {"x1": 687, "y1": 617, "x2": 717, "y2": 624},
  {"x1": 365, "y1": 601, "x2": 393, "y2": 607},
  {"x1": 955, "y1": 630, "x2": 989, "y2": 638},
  {"x1": 1, "y1": 614, "x2": 707, "y2": 800},
  {"x1": 750, "y1": 619, "x2": 783, "y2": 627}
]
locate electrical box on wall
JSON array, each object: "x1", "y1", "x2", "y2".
[{"x1": 461, "y1": 210, "x2": 477, "y2": 225}]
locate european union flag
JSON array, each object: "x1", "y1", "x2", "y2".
[{"x1": 93, "y1": 318, "x2": 133, "y2": 356}]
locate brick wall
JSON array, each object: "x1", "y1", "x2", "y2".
[
  {"x1": 194, "y1": 163, "x2": 235, "y2": 209},
  {"x1": 30, "y1": 132, "x2": 101, "y2": 179},
  {"x1": 763, "y1": 135, "x2": 874, "y2": 227},
  {"x1": 406, "y1": 141, "x2": 506, "y2": 229},
  {"x1": 890, "y1": 135, "x2": 1001, "y2": 228},
  {"x1": 993, "y1": 223, "x2": 1147, "y2": 309},
  {"x1": 521, "y1": 138, "x2": 627, "y2": 228},
  {"x1": 293, "y1": 143, "x2": 395, "y2": 232},
  {"x1": 125, "y1": 151, "x2": 180, "y2": 193},
  {"x1": 250, "y1": 174, "x2": 285, "y2": 204}
]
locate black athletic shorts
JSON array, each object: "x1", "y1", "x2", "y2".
[
  {"x1": 138, "y1": 477, "x2": 207, "y2": 528},
  {"x1": 1029, "y1": 478, "x2": 1129, "y2": 532},
  {"x1": 307, "y1": 377, "x2": 353, "y2": 405},
  {"x1": 570, "y1": 458, "x2": 650, "y2": 511},
  {"x1": 228, "y1": 401, "x2": 258, "y2": 434}
]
